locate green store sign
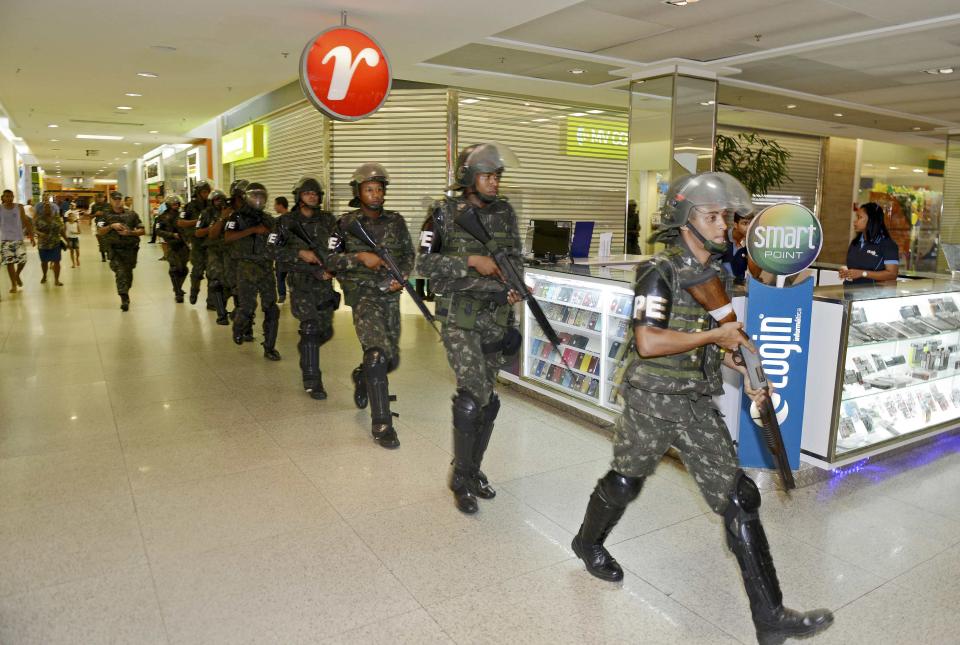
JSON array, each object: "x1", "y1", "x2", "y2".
[
  {"x1": 222, "y1": 124, "x2": 266, "y2": 164},
  {"x1": 565, "y1": 117, "x2": 628, "y2": 160}
]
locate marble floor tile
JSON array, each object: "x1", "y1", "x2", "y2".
[
  {"x1": 316, "y1": 609, "x2": 453, "y2": 645},
  {"x1": 114, "y1": 396, "x2": 261, "y2": 448}
]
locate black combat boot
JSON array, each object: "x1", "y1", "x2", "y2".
[
  {"x1": 243, "y1": 318, "x2": 254, "y2": 342},
  {"x1": 262, "y1": 307, "x2": 281, "y2": 361},
  {"x1": 352, "y1": 365, "x2": 368, "y2": 409},
  {"x1": 211, "y1": 286, "x2": 229, "y2": 325},
  {"x1": 232, "y1": 312, "x2": 249, "y2": 345},
  {"x1": 450, "y1": 391, "x2": 481, "y2": 514},
  {"x1": 119, "y1": 293, "x2": 130, "y2": 312},
  {"x1": 189, "y1": 277, "x2": 201, "y2": 304},
  {"x1": 364, "y1": 348, "x2": 399, "y2": 449},
  {"x1": 725, "y1": 472, "x2": 833, "y2": 645},
  {"x1": 572, "y1": 471, "x2": 644, "y2": 582},
  {"x1": 469, "y1": 394, "x2": 500, "y2": 499},
  {"x1": 298, "y1": 325, "x2": 326, "y2": 400}
]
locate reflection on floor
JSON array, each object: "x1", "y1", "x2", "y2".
[{"x1": 2, "y1": 232, "x2": 959, "y2": 644}]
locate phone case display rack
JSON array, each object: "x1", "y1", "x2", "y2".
[
  {"x1": 520, "y1": 268, "x2": 635, "y2": 413},
  {"x1": 804, "y1": 280, "x2": 960, "y2": 464}
]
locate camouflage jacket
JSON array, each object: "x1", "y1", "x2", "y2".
[
  {"x1": 225, "y1": 206, "x2": 275, "y2": 262},
  {"x1": 155, "y1": 210, "x2": 187, "y2": 248},
  {"x1": 97, "y1": 209, "x2": 142, "y2": 250},
  {"x1": 179, "y1": 198, "x2": 208, "y2": 242},
  {"x1": 415, "y1": 195, "x2": 522, "y2": 297},
  {"x1": 34, "y1": 212, "x2": 64, "y2": 249},
  {"x1": 196, "y1": 205, "x2": 227, "y2": 249},
  {"x1": 624, "y1": 240, "x2": 731, "y2": 396},
  {"x1": 328, "y1": 209, "x2": 414, "y2": 297},
  {"x1": 267, "y1": 207, "x2": 338, "y2": 274}
]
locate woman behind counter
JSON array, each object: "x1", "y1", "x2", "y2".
[{"x1": 838, "y1": 202, "x2": 899, "y2": 284}]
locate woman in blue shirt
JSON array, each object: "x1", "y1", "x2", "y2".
[{"x1": 838, "y1": 202, "x2": 899, "y2": 284}]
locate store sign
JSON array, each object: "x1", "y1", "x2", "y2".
[
  {"x1": 222, "y1": 125, "x2": 265, "y2": 164},
  {"x1": 746, "y1": 203, "x2": 822, "y2": 276},
  {"x1": 738, "y1": 276, "x2": 814, "y2": 471},
  {"x1": 300, "y1": 26, "x2": 392, "y2": 121},
  {"x1": 565, "y1": 117, "x2": 628, "y2": 160}
]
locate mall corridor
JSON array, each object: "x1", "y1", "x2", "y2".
[{"x1": 0, "y1": 235, "x2": 957, "y2": 644}]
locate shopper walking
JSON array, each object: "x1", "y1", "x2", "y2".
[
  {"x1": 1, "y1": 189, "x2": 35, "y2": 294},
  {"x1": 273, "y1": 196, "x2": 290, "y2": 304},
  {"x1": 327, "y1": 163, "x2": 413, "y2": 449},
  {"x1": 267, "y1": 177, "x2": 338, "y2": 398},
  {"x1": 416, "y1": 144, "x2": 523, "y2": 514},
  {"x1": 34, "y1": 202, "x2": 66, "y2": 286},
  {"x1": 569, "y1": 172, "x2": 833, "y2": 645},
  {"x1": 155, "y1": 194, "x2": 189, "y2": 303},
  {"x1": 95, "y1": 191, "x2": 144, "y2": 311},
  {"x1": 65, "y1": 211, "x2": 81, "y2": 267}
]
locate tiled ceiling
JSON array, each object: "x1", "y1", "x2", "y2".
[{"x1": 424, "y1": 43, "x2": 622, "y2": 85}]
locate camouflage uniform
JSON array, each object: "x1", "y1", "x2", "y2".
[
  {"x1": 97, "y1": 209, "x2": 142, "y2": 295},
  {"x1": 91, "y1": 201, "x2": 109, "y2": 260},
  {"x1": 328, "y1": 208, "x2": 414, "y2": 443},
  {"x1": 182, "y1": 197, "x2": 208, "y2": 302},
  {"x1": 197, "y1": 202, "x2": 231, "y2": 322},
  {"x1": 155, "y1": 209, "x2": 189, "y2": 300},
  {"x1": 416, "y1": 194, "x2": 521, "y2": 508},
  {"x1": 226, "y1": 206, "x2": 279, "y2": 349},
  {"x1": 268, "y1": 207, "x2": 339, "y2": 395}
]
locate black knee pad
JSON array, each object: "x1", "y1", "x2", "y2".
[
  {"x1": 299, "y1": 320, "x2": 320, "y2": 340},
  {"x1": 452, "y1": 389, "x2": 482, "y2": 431},
  {"x1": 362, "y1": 347, "x2": 388, "y2": 372},
  {"x1": 317, "y1": 326, "x2": 334, "y2": 345},
  {"x1": 599, "y1": 470, "x2": 644, "y2": 506},
  {"x1": 728, "y1": 469, "x2": 761, "y2": 514},
  {"x1": 387, "y1": 355, "x2": 400, "y2": 373}
]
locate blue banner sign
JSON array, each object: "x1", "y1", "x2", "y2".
[{"x1": 738, "y1": 275, "x2": 814, "y2": 470}]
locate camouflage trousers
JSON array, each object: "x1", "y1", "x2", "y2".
[
  {"x1": 288, "y1": 272, "x2": 337, "y2": 331},
  {"x1": 440, "y1": 307, "x2": 510, "y2": 405},
  {"x1": 166, "y1": 243, "x2": 189, "y2": 276},
  {"x1": 350, "y1": 290, "x2": 401, "y2": 361},
  {"x1": 189, "y1": 240, "x2": 206, "y2": 282},
  {"x1": 612, "y1": 385, "x2": 738, "y2": 514},
  {"x1": 223, "y1": 254, "x2": 238, "y2": 293},
  {"x1": 234, "y1": 259, "x2": 277, "y2": 319},
  {"x1": 108, "y1": 247, "x2": 138, "y2": 295}
]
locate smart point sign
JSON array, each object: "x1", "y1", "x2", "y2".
[
  {"x1": 300, "y1": 26, "x2": 392, "y2": 121},
  {"x1": 746, "y1": 203, "x2": 823, "y2": 276}
]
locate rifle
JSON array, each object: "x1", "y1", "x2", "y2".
[
  {"x1": 453, "y1": 208, "x2": 576, "y2": 374},
  {"x1": 684, "y1": 274, "x2": 796, "y2": 490},
  {"x1": 345, "y1": 218, "x2": 441, "y2": 336},
  {"x1": 283, "y1": 220, "x2": 332, "y2": 282}
]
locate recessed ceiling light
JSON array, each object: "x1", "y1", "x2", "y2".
[
  {"x1": 460, "y1": 98, "x2": 479, "y2": 104},
  {"x1": 889, "y1": 166, "x2": 899, "y2": 170},
  {"x1": 532, "y1": 118, "x2": 550, "y2": 122},
  {"x1": 569, "y1": 112, "x2": 587, "y2": 117},
  {"x1": 913, "y1": 168, "x2": 924, "y2": 173},
  {"x1": 568, "y1": 68, "x2": 586, "y2": 75},
  {"x1": 48, "y1": 124, "x2": 59, "y2": 128},
  {"x1": 122, "y1": 151, "x2": 129, "y2": 154},
  {"x1": 785, "y1": 104, "x2": 797, "y2": 109},
  {"x1": 133, "y1": 142, "x2": 142, "y2": 145},
  {"x1": 137, "y1": 72, "x2": 159, "y2": 78},
  {"x1": 76, "y1": 134, "x2": 124, "y2": 140},
  {"x1": 49, "y1": 138, "x2": 59, "y2": 142},
  {"x1": 833, "y1": 112, "x2": 844, "y2": 117},
  {"x1": 586, "y1": 109, "x2": 604, "y2": 114},
  {"x1": 699, "y1": 100, "x2": 715, "y2": 106},
  {"x1": 115, "y1": 106, "x2": 133, "y2": 110},
  {"x1": 939, "y1": 67, "x2": 954, "y2": 74},
  {"x1": 125, "y1": 92, "x2": 142, "y2": 97},
  {"x1": 148, "y1": 130, "x2": 159, "y2": 134}
]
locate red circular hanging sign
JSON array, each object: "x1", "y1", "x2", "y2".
[{"x1": 299, "y1": 26, "x2": 392, "y2": 122}]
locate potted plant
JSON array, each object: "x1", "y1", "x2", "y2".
[{"x1": 714, "y1": 132, "x2": 791, "y2": 196}]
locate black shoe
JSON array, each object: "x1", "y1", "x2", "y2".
[
  {"x1": 467, "y1": 470, "x2": 496, "y2": 499},
  {"x1": 305, "y1": 383, "x2": 327, "y2": 400},
  {"x1": 216, "y1": 316, "x2": 229, "y2": 326},
  {"x1": 189, "y1": 290, "x2": 198, "y2": 305},
  {"x1": 120, "y1": 294, "x2": 130, "y2": 312},
  {"x1": 243, "y1": 333, "x2": 254, "y2": 342},
  {"x1": 206, "y1": 302, "x2": 217, "y2": 311},
  {"x1": 450, "y1": 470, "x2": 478, "y2": 514},
  {"x1": 175, "y1": 291, "x2": 184, "y2": 303},
  {"x1": 263, "y1": 347, "x2": 282, "y2": 361},
  {"x1": 372, "y1": 424, "x2": 400, "y2": 449},
  {"x1": 754, "y1": 608, "x2": 834, "y2": 645},
  {"x1": 571, "y1": 534, "x2": 623, "y2": 582},
  {"x1": 233, "y1": 332, "x2": 244, "y2": 345},
  {"x1": 352, "y1": 366, "x2": 368, "y2": 409}
]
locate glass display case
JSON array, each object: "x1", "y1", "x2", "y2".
[
  {"x1": 510, "y1": 265, "x2": 637, "y2": 416},
  {"x1": 802, "y1": 279, "x2": 960, "y2": 464}
]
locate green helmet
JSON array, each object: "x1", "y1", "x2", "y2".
[
  {"x1": 653, "y1": 171, "x2": 753, "y2": 252},
  {"x1": 452, "y1": 142, "x2": 517, "y2": 191},
  {"x1": 209, "y1": 189, "x2": 227, "y2": 206},
  {"x1": 349, "y1": 162, "x2": 389, "y2": 207},
  {"x1": 193, "y1": 179, "x2": 212, "y2": 198},
  {"x1": 245, "y1": 182, "x2": 268, "y2": 211},
  {"x1": 292, "y1": 176, "x2": 323, "y2": 205},
  {"x1": 164, "y1": 193, "x2": 183, "y2": 208}
]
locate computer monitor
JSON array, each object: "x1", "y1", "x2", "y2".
[{"x1": 531, "y1": 219, "x2": 572, "y2": 260}]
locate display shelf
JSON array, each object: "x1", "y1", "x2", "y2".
[
  {"x1": 536, "y1": 295, "x2": 602, "y2": 313},
  {"x1": 841, "y1": 367, "x2": 960, "y2": 401},
  {"x1": 848, "y1": 329, "x2": 958, "y2": 349},
  {"x1": 544, "y1": 319, "x2": 602, "y2": 336}
]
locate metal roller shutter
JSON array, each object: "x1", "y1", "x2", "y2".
[
  {"x1": 328, "y1": 89, "x2": 449, "y2": 226},
  {"x1": 718, "y1": 127, "x2": 823, "y2": 213},
  {"x1": 939, "y1": 136, "x2": 960, "y2": 272},
  {"x1": 232, "y1": 103, "x2": 328, "y2": 210},
  {"x1": 457, "y1": 93, "x2": 629, "y2": 256}
]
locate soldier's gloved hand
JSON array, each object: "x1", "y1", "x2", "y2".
[
  {"x1": 467, "y1": 255, "x2": 505, "y2": 282},
  {"x1": 298, "y1": 249, "x2": 322, "y2": 265},
  {"x1": 356, "y1": 252, "x2": 383, "y2": 270},
  {"x1": 506, "y1": 289, "x2": 523, "y2": 304}
]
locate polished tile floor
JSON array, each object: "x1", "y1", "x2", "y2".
[{"x1": 2, "y1": 229, "x2": 959, "y2": 644}]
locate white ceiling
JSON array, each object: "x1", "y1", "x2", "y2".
[{"x1": 2, "y1": 0, "x2": 959, "y2": 179}]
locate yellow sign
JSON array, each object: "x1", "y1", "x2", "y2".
[
  {"x1": 565, "y1": 117, "x2": 628, "y2": 160},
  {"x1": 222, "y1": 124, "x2": 265, "y2": 164}
]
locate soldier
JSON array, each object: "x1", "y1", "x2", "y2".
[
  {"x1": 89, "y1": 193, "x2": 109, "y2": 262},
  {"x1": 223, "y1": 183, "x2": 245, "y2": 334},
  {"x1": 224, "y1": 181, "x2": 280, "y2": 360},
  {"x1": 155, "y1": 194, "x2": 189, "y2": 303},
  {"x1": 95, "y1": 190, "x2": 144, "y2": 311},
  {"x1": 327, "y1": 163, "x2": 414, "y2": 449},
  {"x1": 180, "y1": 179, "x2": 212, "y2": 305},
  {"x1": 267, "y1": 176, "x2": 338, "y2": 398},
  {"x1": 570, "y1": 172, "x2": 833, "y2": 645},
  {"x1": 416, "y1": 143, "x2": 523, "y2": 514},
  {"x1": 195, "y1": 189, "x2": 231, "y2": 325}
]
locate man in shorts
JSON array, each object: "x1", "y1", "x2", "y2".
[{"x1": 0, "y1": 189, "x2": 36, "y2": 294}]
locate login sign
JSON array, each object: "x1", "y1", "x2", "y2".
[{"x1": 746, "y1": 203, "x2": 822, "y2": 276}]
